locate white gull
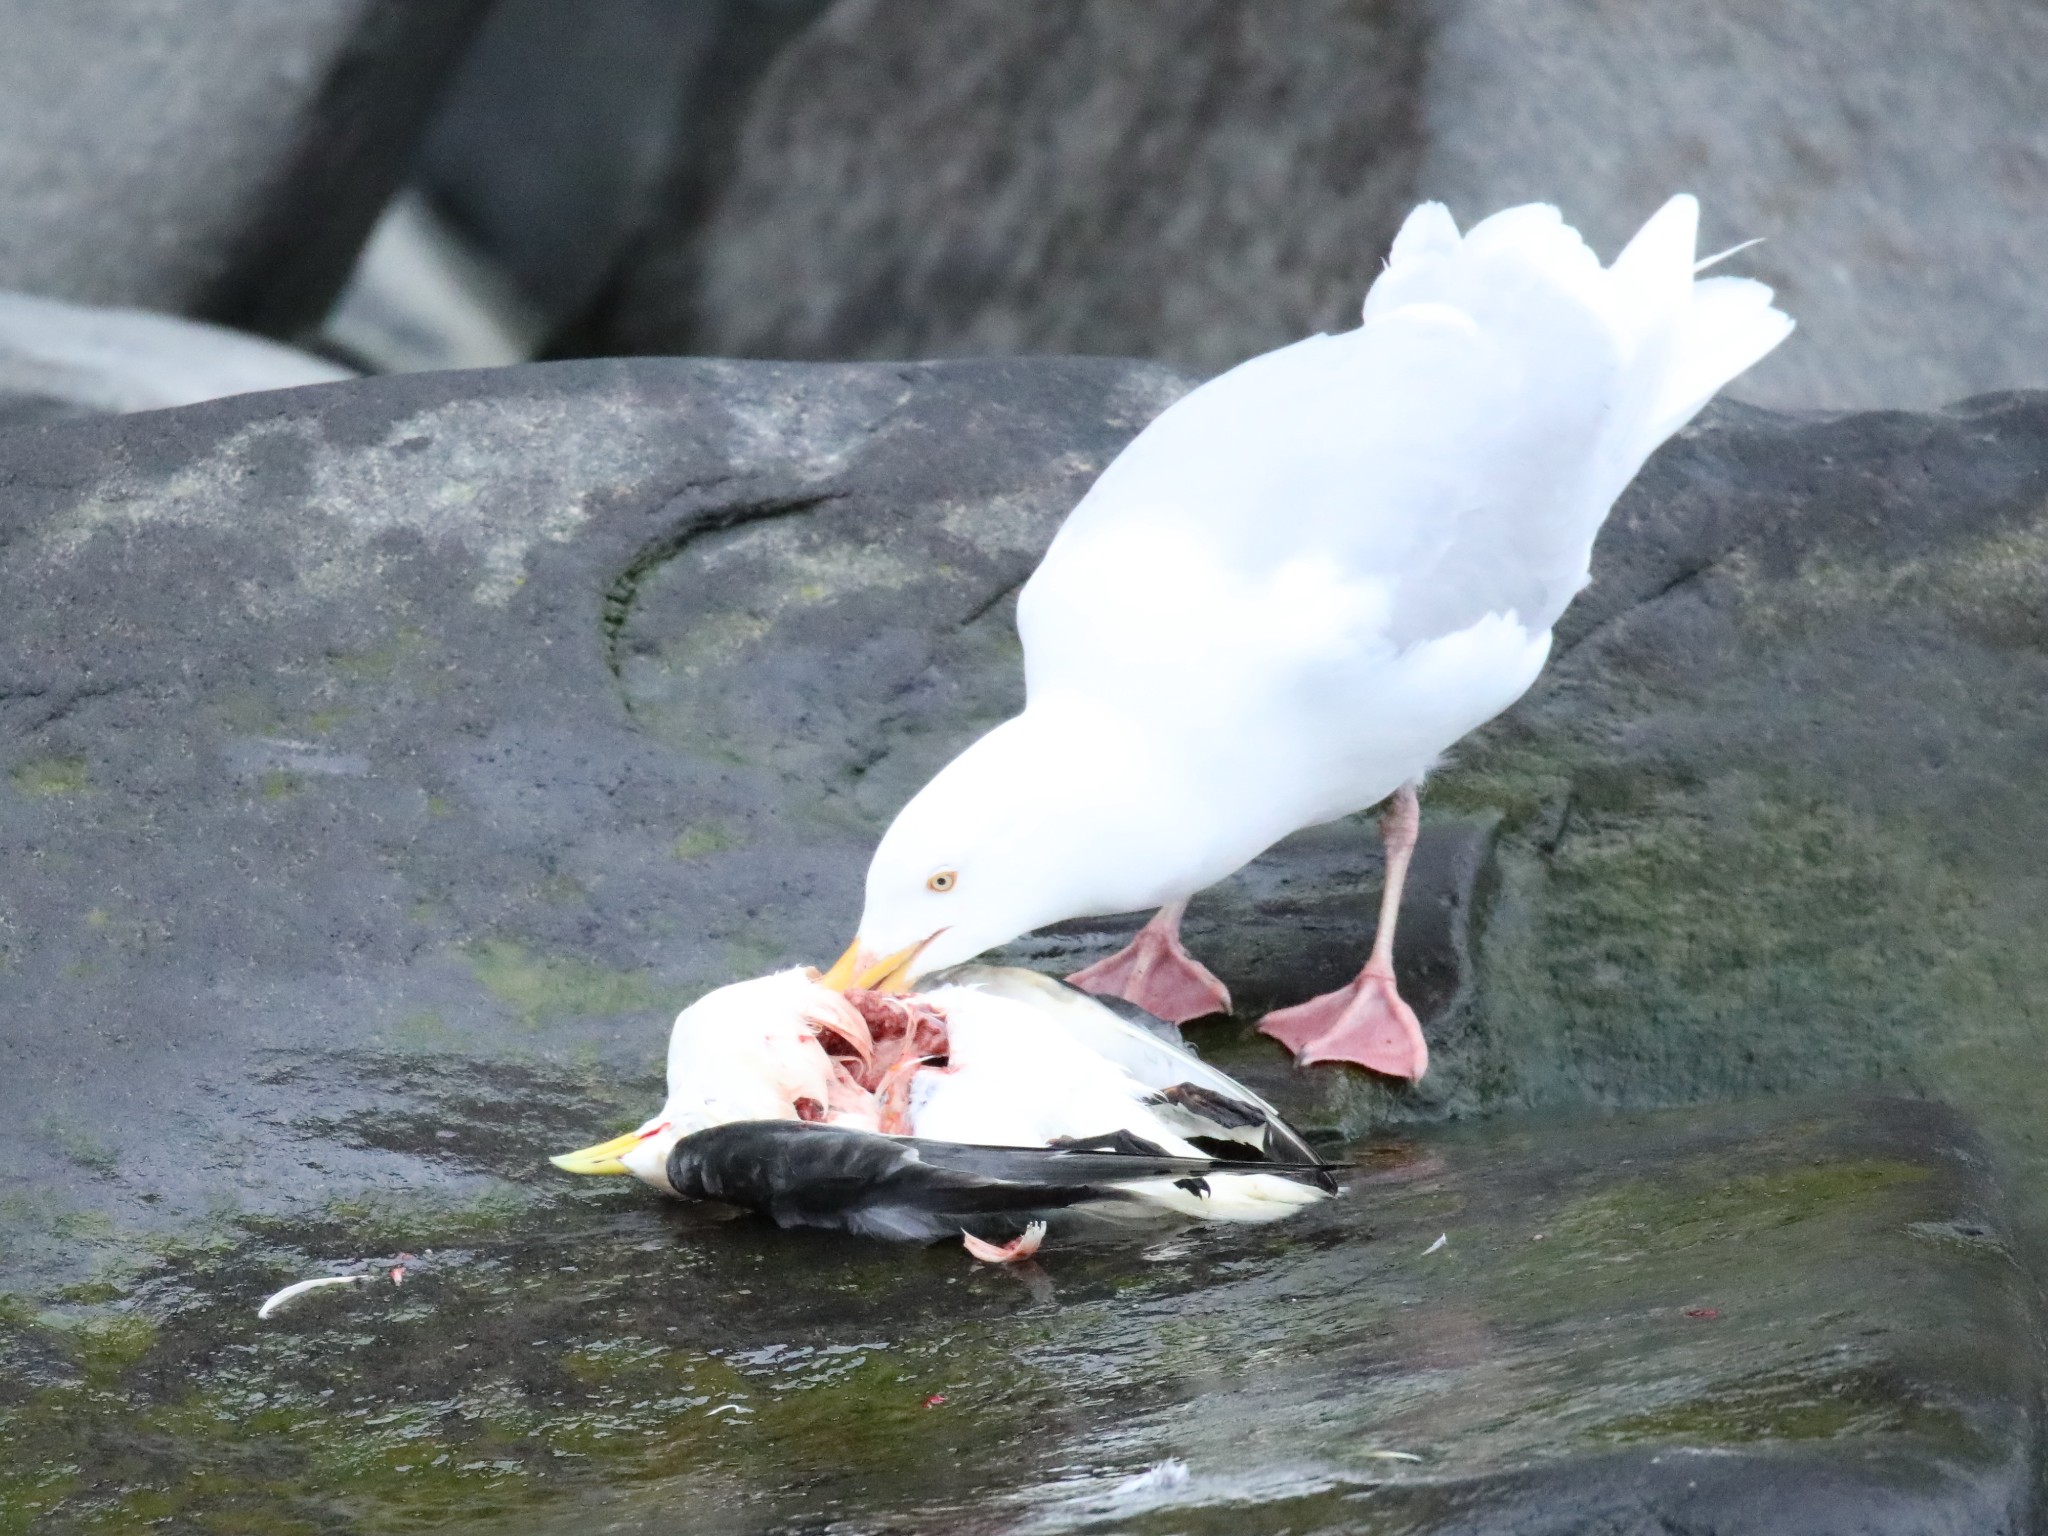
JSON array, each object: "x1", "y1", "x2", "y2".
[{"x1": 827, "y1": 194, "x2": 1792, "y2": 1080}]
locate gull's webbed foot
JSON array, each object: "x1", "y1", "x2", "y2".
[
  {"x1": 1066, "y1": 906, "x2": 1231, "y2": 1026},
  {"x1": 1258, "y1": 963, "x2": 1428, "y2": 1081}
]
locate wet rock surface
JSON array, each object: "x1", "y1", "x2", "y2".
[
  {"x1": 2, "y1": 1096, "x2": 2030, "y2": 1532},
  {"x1": 0, "y1": 354, "x2": 1190, "y2": 1290},
  {"x1": 3, "y1": 358, "x2": 2047, "y2": 1527},
  {"x1": 1417, "y1": 393, "x2": 2048, "y2": 1278}
]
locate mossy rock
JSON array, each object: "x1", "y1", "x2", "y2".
[
  {"x1": 0, "y1": 1096, "x2": 2028, "y2": 1532},
  {"x1": 3, "y1": 360, "x2": 2047, "y2": 1528}
]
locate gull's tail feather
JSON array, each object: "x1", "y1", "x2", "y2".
[
  {"x1": 1597, "y1": 193, "x2": 1793, "y2": 503},
  {"x1": 1363, "y1": 198, "x2": 1603, "y2": 328},
  {"x1": 1643, "y1": 273, "x2": 1794, "y2": 445},
  {"x1": 1368, "y1": 192, "x2": 1793, "y2": 632},
  {"x1": 1614, "y1": 194, "x2": 1792, "y2": 428},
  {"x1": 1369, "y1": 192, "x2": 1791, "y2": 478},
  {"x1": 1383, "y1": 200, "x2": 1460, "y2": 273},
  {"x1": 1607, "y1": 193, "x2": 1700, "y2": 344},
  {"x1": 1695, "y1": 236, "x2": 1766, "y2": 273},
  {"x1": 1033, "y1": 189, "x2": 1796, "y2": 665}
]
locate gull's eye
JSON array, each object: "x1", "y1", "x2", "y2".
[{"x1": 926, "y1": 869, "x2": 958, "y2": 893}]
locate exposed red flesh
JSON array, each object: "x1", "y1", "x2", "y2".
[
  {"x1": 799, "y1": 989, "x2": 874, "y2": 1064},
  {"x1": 803, "y1": 988, "x2": 951, "y2": 1131}
]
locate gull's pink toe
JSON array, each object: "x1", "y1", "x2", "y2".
[
  {"x1": 1067, "y1": 929, "x2": 1230, "y2": 1026},
  {"x1": 1258, "y1": 969, "x2": 1429, "y2": 1081}
]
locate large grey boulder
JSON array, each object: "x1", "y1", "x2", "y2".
[
  {"x1": 416, "y1": 0, "x2": 830, "y2": 342},
  {"x1": 0, "y1": 355, "x2": 1185, "y2": 1277},
  {"x1": 605, "y1": 0, "x2": 2048, "y2": 412},
  {"x1": 0, "y1": 0, "x2": 490, "y2": 337},
  {"x1": 419, "y1": 0, "x2": 723, "y2": 331},
  {"x1": 6, "y1": 357, "x2": 2048, "y2": 1252},
  {"x1": 604, "y1": 0, "x2": 1423, "y2": 375},
  {"x1": 1419, "y1": 0, "x2": 2048, "y2": 410},
  {"x1": 2, "y1": 356, "x2": 2046, "y2": 1527}
]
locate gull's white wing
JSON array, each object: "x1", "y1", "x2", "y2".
[
  {"x1": 909, "y1": 984, "x2": 1207, "y2": 1154},
  {"x1": 931, "y1": 967, "x2": 1322, "y2": 1164},
  {"x1": 1018, "y1": 196, "x2": 1792, "y2": 703}
]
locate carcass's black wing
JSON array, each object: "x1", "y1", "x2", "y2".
[
  {"x1": 1143, "y1": 1081, "x2": 1326, "y2": 1166},
  {"x1": 666, "y1": 1122, "x2": 1333, "y2": 1245}
]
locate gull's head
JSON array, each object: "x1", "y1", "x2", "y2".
[
  {"x1": 827, "y1": 708, "x2": 1192, "y2": 991},
  {"x1": 550, "y1": 969, "x2": 866, "y2": 1191}
]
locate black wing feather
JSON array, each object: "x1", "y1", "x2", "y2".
[{"x1": 667, "y1": 1122, "x2": 1336, "y2": 1244}]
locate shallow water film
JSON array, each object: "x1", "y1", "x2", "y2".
[{"x1": 3, "y1": 1094, "x2": 2027, "y2": 1535}]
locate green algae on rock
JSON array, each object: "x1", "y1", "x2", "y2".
[
  {"x1": 4, "y1": 360, "x2": 2048, "y2": 1531},
  {"x1": 0, "y1": 1097, "x2": 2027, "y2": 1534},
  {"x1": 463, "y1": 939, "x2": 675, "y2": 1030}
]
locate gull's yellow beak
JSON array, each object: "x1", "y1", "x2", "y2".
[
  {"x1": 549, "y1": 1129, "x2": 648, "y2": 1175},
  {"x1": 819, "y1": 935, "x2": 933, "y2": 994}
]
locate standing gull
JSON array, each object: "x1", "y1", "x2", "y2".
[{"x1": 827, "y1": 195, "x2": 1792, "y2": 1077}]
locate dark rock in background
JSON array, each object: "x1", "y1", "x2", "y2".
[
  {"x1": 0, "y1": 392, "x2": 91, "y2": 430},
  {"x1": 1420, "y1": 0, "x2": 2048, "y2": 411},
  {"x1": 600, "y1": 0, "x2": 1427, "y2": 376},
  {"x1": 0, "y1": 0, "x2": 492, "y2": 339},
  {"x1": 10, "y1": 0, "x2": 2025, "y2": 411},
  {"x1": 20, "y1": 0, "x2": 2019, "y2": 411},
  {"x1": 416, "y1": 0, "x2": 723, "y2": 337},
  {"x1": 592, "y1": 0, "x2": 2048, "y2": 412},
  {"x1": 415, "y1": 0, "x2": 832, "y2": 347}
]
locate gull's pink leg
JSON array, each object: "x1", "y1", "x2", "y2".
[
  {"x1": 1259, "y1": 783, "x2": 1430, "y2": 1081},
  {"x1": 1066, "y1": 899, "x2": 1232, "y2": 1025}
]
